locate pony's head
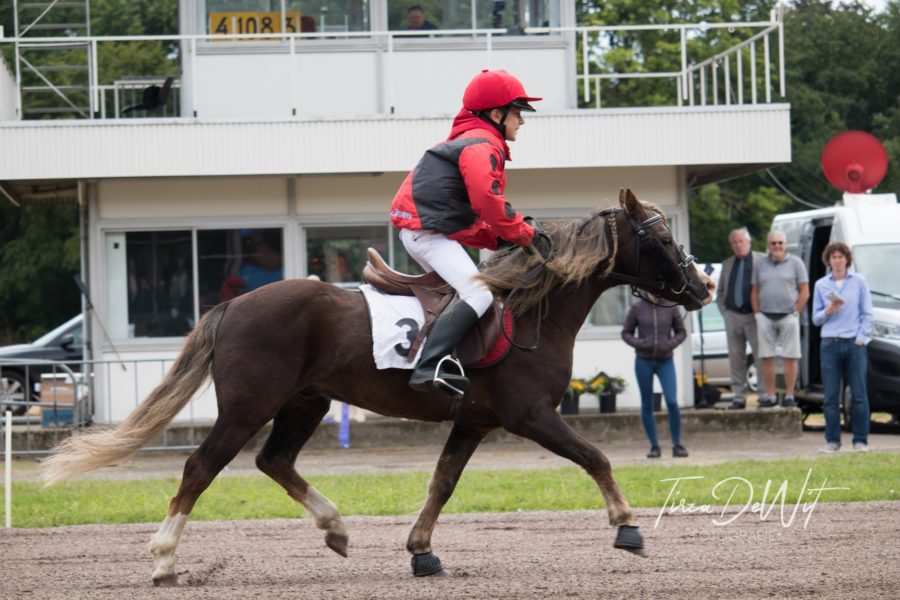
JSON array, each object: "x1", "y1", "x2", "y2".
[{"x1": 609, "y1": 188, "x2": 710, "y2": 310}]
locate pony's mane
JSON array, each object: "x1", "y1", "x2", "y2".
[{"x1": 478, "y1": 201, "x2": 665, "y2": 318}]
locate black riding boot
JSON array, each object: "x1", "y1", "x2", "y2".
[{"x1": 408, "y1": 299, "x2": 480, "y2": 398}]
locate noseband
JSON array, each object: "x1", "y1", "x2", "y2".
[{"x1": 578, "y1": 206, "x2": 696, "y2": 295}]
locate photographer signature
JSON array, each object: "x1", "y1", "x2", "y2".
[{"x1": 654, "y1": 468, "x2": 848, "y2": 529}]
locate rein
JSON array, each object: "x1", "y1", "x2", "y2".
[{"x1": 500, "y1": 235, "x2": 553, "y2": 352}]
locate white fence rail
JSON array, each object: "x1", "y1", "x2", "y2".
[
  {"x1": 0, "y1": 357, "x2": 204, "y2": 455},
  {"x1": 526, "y1": 7, "x2": 785, "y2": 108},
  {"x1": 1, "y1": 11, "x2": 786, "y2": 119}
]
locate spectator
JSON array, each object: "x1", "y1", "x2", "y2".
[
  {"x1": 717, "y1": 227, "x2": 764, "y2": 410},
  {"x1": 751, "y1": 230, "x2": 809, "y2": 408},
  {"x1": 621, "y1": 293, "x2": 689, "y2": 459},
  {"x1": 407, "y1": 5, "x2": 438, "y2": 30},
  {"x1": 811, "y1": 242, "x2": 873, "y2": 454}
]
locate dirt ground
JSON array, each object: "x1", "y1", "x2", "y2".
[
  {"x1": 4, "y1": 503, "x2": 899, "y2": 599},
  {"x1": 4, "y1": 431, "x2": 900, "y2": 599}
]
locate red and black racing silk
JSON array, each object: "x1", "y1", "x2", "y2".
[{"x1": 390, "y1": 109, "x2": 535, "y2": 250}]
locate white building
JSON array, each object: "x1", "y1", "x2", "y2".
[{"x1": 0, "y1": 0, "x2": 791, "y2": 422}]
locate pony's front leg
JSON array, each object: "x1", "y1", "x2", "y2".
[
  {"x1": 504, "y1": 407, "x2": 646, "y2": 556},
  {"x1": 407, "y1": 424, "x2": 487, "y2": 577}
]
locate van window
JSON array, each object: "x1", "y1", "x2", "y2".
[{"x1": 853, "y1": 244, "x2": 900, "y2": 299}]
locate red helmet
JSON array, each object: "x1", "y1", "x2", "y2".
[{"x1": 462, "y1": 69, "x2": 542, "y2": 112}]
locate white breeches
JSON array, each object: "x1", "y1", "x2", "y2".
[{"x1": 399, "y1": 228, "x2": 494, "y2": 317}]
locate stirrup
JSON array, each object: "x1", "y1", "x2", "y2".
[{"x1": 432, "y1": 355, "x2": 469, "y2": 399}]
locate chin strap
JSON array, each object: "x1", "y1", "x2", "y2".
[{"x1": 474, "y1": 107, "x2": 510, "y2": 139}]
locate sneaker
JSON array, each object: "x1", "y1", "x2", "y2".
[
  {"x1": 782, "y1": 396, "x2": 797, "y2": 408},
  {"x1": 727, "y1": 401, "x2": 746, "y2": 410},
  {"x1": 672, "y1": 444, "x2": 689, "y2": 458},
  {"x1": 818, "y1": 442, "x2": 840, "y2": 454},
  {"x1": 853, "y1": 442, "x2": 869, "y2": 453},
  {"x1": 647, "y1": 445, "x2": 661, "y2": 459},
  {"x1": 757, "y1": 397, "x2": 778, "y2": 408}
]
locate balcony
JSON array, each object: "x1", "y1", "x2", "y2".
[{"x1": 0, "y1": 12, "x2": 790, "y2": 195}]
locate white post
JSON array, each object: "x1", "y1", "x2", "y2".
[{"x1": 5, "y1": 410, "x2": 11, "y2": 528}]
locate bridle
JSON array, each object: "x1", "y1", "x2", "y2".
[
  {"x1": 578, "y1": 206, "x2": 696, "y2": 296},
  {"x1": 502, "y1": 205, "x2": 696, "y2": 352}
]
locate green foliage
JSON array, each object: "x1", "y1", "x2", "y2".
[
  {"x1": 4, "y1": 453, "x2": 898, "y2": 527},
  {"x1": 0, "y1": 204, "x2": 80, "y2": 343},
  {"x1": 575, "y1": 0, "x2": 900, "y2": 260}
]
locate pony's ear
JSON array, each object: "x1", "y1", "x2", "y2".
[{"x1": 621, "y1": 188, "x2": 639, "y2": 212}]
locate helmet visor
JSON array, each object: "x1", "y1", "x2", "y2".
[{"x1": 510, "y1": 98, "x2": 538, "y2": 112}]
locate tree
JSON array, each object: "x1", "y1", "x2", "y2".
[
  {"x1": 0, "y1": 0, "x2": 177, "y2": 343},
  {"x1": 0, "y1": 203, "x2": 80, "y2": 343}
]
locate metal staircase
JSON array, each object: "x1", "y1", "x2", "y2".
[{"x1": 14, "y1": 0, "x2": 92, "y2": 118}]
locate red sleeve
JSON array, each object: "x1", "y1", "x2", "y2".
[{"x1": 458, "y1": 142, "x2": 535, "y2": 247}]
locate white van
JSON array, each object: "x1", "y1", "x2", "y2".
[{"x1": 772, "y1": 193, "x2": 900, "y2": 424}]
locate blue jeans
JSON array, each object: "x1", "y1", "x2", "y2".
[
  {"x1": 820, "y1": 339, "x2": 869, "y2": 446},
  {"x1": 634, "y1": 356, "x2": 680, "y2": 447}
]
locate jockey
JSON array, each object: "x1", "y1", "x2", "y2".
[{"x1": 390, "y1": 69, "x2": 543, "y2": 396}]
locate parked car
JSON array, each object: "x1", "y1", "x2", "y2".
[
  {"x1": 690, "y1": 264, "x2": 757, "y2": 392},
  {"x1": 0, "y1": 315, "x2": 84, "y2": 415}
]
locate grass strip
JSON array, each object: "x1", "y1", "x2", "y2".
[{"x1": 4, "y1": 453, "x2": 898, "y2": 528}]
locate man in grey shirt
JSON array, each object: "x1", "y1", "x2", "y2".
[{"x1": 751, "y1": 230, "x2": 809, "y2": 408}]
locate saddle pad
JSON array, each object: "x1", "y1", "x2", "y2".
[{"x1": 359, "y1": 284, "x2": 426, "y2": 370}]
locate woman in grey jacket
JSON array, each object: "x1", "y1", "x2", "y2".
[{"x1": 621, "y1": 294, "x2": 688, "y2": 458}]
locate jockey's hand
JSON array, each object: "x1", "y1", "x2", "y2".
[
  {"x1": 496, "y1": 237, "x2": 518, "y2": 252},
  {"x1": 530, "y1": 230, "x2": 553, "y2": 260}
]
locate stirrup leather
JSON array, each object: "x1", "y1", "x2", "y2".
[{"x1": 432, "y1": 355, "x2": 469, "y2": 398}]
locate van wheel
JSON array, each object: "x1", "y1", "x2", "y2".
[
  {"x1": 840, "y1": 384, "x2": 871, "y2": 432},
  {"x1": 0, "y1": 371, "x2": 30, "y2": 416},
  {"x1": 840, "y1": 385, "x2": 852, "y2": 432},
  {"x1": 745, "y1": 355, "x2": 758, "y2": 393}
]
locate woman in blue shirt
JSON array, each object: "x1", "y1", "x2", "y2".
[{"x1": 811, "y1": 242, "x2": 874, "y2": 454}]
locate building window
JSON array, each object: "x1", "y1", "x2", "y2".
[
  {"x1": 126, "y1": 231, "x2": 194, "y2": 337},
  {"x1": 388, "y1": 0, "x2": 555, "y2": 32},
  {"x1": 198, "y1": 228, "x2": 284, "y2": 313},
  {"x1": 306, "y1": 224, "x2": 390, "y2": 286},
  {"x1": 586, "y1": 286, "x2": 632, "y2": 328}
]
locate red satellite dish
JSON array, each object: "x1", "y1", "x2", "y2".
[{"x1": 821, "y1": 130, "x2": 888, "y2": 193}]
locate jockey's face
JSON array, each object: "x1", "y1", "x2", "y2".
[{"x1": 491, "y1": 106, "x2": 524, "y2": 142}]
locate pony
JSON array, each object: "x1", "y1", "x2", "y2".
[{"x1": 42, "y1": 188, "x2": 712, "y2": 585}]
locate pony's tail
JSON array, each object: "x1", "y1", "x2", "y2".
[{"x1": 40, "y1": 302, "x2": 229, "y2": 486}]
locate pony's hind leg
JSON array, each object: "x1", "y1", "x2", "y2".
[
  {"x1": 255, "y1": 394, "x2": 349, "y2": 557},
  {"x1": 406, "y1": 424, "x2": 487, "y2": 577},
  {"x1": 148, "y1": 415, "x2": 273, "y2": 586}
]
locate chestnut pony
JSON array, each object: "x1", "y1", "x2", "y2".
[{"x1": 42, "y1": 188, "x2": 711, "y2": 585}]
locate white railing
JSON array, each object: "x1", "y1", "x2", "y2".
[
  {"x1": 2, "y1": 27, "x2": 509, "y2": 120},
  {"x1": 2, "y1": 13, "x2": 785, "y2": 119},
  {"x1": 97, "y1": 77, "x2": 182, "y2": 119},
  {"x1": 526, "y1": 7, "x2": 785, "y2": 108}
]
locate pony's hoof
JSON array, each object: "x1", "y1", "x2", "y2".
[
  {"x1": 411, "y1": 551, "x2": 448, "y2": 577},
  {"x1": 152, "y1": 573, "x2": 179, "y2": 587},
  {"x1": 325, "y1": 531, "x2": 349, "y2": 557},
  {"x1": 613, "y1": 525, "x2": 646, "y2": 557}
]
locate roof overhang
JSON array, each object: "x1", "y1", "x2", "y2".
[{"x1": 1, "y1": 103, "x2": 790, "y2": 200}]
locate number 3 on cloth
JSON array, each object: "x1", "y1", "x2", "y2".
[{"x1": 394, "y1": 318, "x2": 419, "y2": 358}]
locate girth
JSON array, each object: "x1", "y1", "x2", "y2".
[{"x1": 361, "y1": 248, "x2": 505, "y2": 366}]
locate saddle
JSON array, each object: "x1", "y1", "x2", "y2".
[{"x1": 361, "y1": 248, "x2": 506, "y2": 366}]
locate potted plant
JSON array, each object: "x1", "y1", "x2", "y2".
[
  {"x1": 561, "y1": 378, "x2": 586, "y2": 414},
  {"x1": 587, "y1": 371, "x2": 626, "y2": 413}
]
